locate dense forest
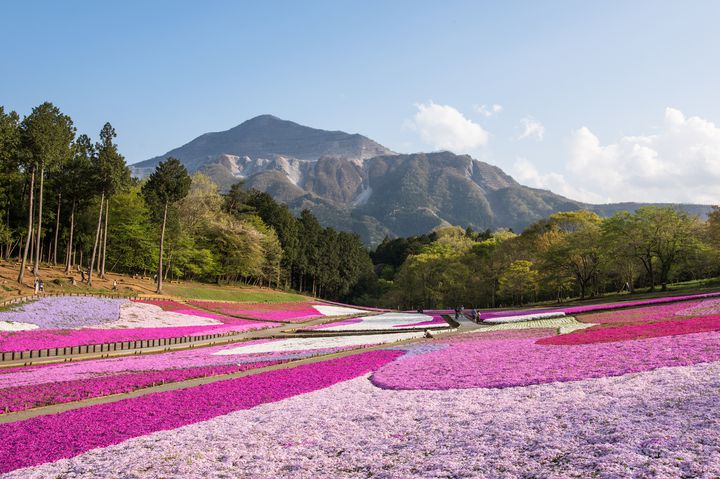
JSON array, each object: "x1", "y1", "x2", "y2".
[
  {"x1": 371, "y1": 208, "x2": 720, "y2": 309},
  {"x1": 2, "y1": 102, "x2": 720, "y2": 307}
]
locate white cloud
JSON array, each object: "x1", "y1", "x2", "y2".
[
  {"x1": 409, "y1": 102, "x2": 489, "y2": 152},
  {"x1": 475, "y1": 104, "x2": 503, "y2": 117},
  {"x1": 515, "y1": 108, "x2": 720, "y2": 204},
  {"x1": 512, "y1": 158, "x2": 604, "y2": 203},
  {"x1": 518, "y1": 117, "x2": 545, "y2": 140}
]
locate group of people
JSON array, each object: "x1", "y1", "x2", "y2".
[
  {"x1": 33, "y1": 278, "x2": 44, "y2": 294},
  {"x1": 453, "y1": 305, "x2": 482, "y2": 323}
]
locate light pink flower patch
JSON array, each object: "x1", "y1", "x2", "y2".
[{"x1": 371, "y1": 328, "x2": 720, "y2": 390}]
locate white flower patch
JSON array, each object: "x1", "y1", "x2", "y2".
[
  {"x1": 213, "y1": 332, "x2": 424, "y2": 355},
  {"x1": 312, "y1": 305, "x2": 368, "y2": 316},
  {"x1": 0, "y1": 321, "x2": 40, "y2": 332},
  {"x1": 98, "y1": 302, "x2": 223, "y2": 329},
  {"x1": 484, "y1": 311, "x2": 566, "y2": 324},
  {"x1": 320, "y1": 312, "x2": 442, "y2": 331}
]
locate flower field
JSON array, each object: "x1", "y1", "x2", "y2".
[
  {"x1": 307, "y1": 312, "x2": 449, "y2": 331},
  {"x1": 0, "y1": 297, "x2": 277, "y2": 352},
  {"x1": 187, "y1": 300, "x2": 366, "y2": 322},
  {"x1": 2, "y1": 293, "x2": 720, "y2": 477}
]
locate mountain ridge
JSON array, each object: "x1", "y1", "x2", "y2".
[{"x1": 131, "y1": 115, "x2": 713, "y2": 245}]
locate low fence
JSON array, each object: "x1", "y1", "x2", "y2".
[{"x1": 0, "y1": 329, "x2": 249, "y2": 363}]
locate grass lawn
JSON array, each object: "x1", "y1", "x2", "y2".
[{"x1": 164, "y1": 283, "x2": 309, "y2": 303}]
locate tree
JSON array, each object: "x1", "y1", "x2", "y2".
[
  {"x1": 498, "y1": 260, "x2": 539, "y2": 305},
  {"x1": 60, "y1": 135, "x2": 94, "y2": 272},
  {"x1": 0, "y1": 107, "x2": 21, "y2": 261},
  {"x1": 20, "y1": 102, "x2": 75, "y2": 278},
  {"x1": 88, "y1": 123, "x2": 129, "y2": 285},
  {"x1": 542, "y1": 211, "x2": 602, "y2": 299},
  {"x1": 142, "y1": 158, "x2": 191, "y2": 293}
]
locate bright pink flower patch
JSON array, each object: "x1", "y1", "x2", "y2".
[
  {"x1": 538, "y1": 314, "x2": 720, "y2": 345},
  {"x1": 371, "y1": 328, "x2": 720, "y2": 390},
  {"x1": 0, "y1": 350, "x2": 402, "y2": 473},
  {"x1": 188, "y1": 301, "x2": 326, "y2": 322}
]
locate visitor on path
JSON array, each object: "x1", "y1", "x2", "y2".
[
  {"x1": 471, "y1": 308, "x2": 479, "y2": 323},
  {"x1": 454, "y1": 307, "x2": 460, "y2": 321},
  {"x1": 33, "y1": 278, "x2": 39, "y2": 294},
  {"x1": 39, "y1": 280, "x2": 44, "y2": 292},
  {"x1": 80, "y1": 270, "x2": 86, "y2": 283},
  {"x1": 112, "y1": 280, "x2": 118, "y2": 291}
]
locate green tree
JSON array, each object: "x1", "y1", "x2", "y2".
[
  {"x1": 0, "y1": 107, "x2": 21, "y2": 260},
  {"x1": 498, "y1": 260, "x2": 539, "y2": 305},
  {"x1": 20, "y1": 102, "x2": 75, "y2": 278},
  {"x1": 142, "y1": 158, "x2": 191, "y2": 293},
  {"x1": 542, "y1": 211, "x2": 602, "y2": 299},
  {"x1": 60, "y1": 134, "x2": 94, "y2": 272},
  {"x1": 88, "y1": 123, "x2": 130, "y2": 284}
]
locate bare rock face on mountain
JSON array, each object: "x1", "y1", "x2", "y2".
[
  {"x1": 133, "y1": 115, "x2": 713, "y2": 245},
  {"x1": 131, "y1": 114, "x2": 393, "y2": 176}
]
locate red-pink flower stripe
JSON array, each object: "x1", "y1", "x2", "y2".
[
  {"x1": 574, "y1": 301, "x2": 701, "y2": 327},
  {"x1": 133, "y1": 299, "x2": 271, "y2": 325},
  {"x1": 0, "y1": 350, "x2": 403, "y2": 474},
  {"x1": 539, "y1": 314, "x2": 720, "y2": 345},
  {"x1": 188, "y1": 300, "x2": 326, "y2": 322},
  {"x1": 478, "y1": 291, "x2": 720, "y2": 320},
  {"x1": 372, "y1": 328, "x2": 720, "y2": 390}
]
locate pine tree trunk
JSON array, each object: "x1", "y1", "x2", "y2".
[
  {"x1": 100, "y1": 198, "x2": 109, "y2": 278},
  {"x1": 17, "y1": 165, "x2": 36, "y2": 284},
  {"x1": 33, "y1": 161, "x2": 45, "y2": 276},
  {"x1": 157, "y1": 201, "x2": 168, "y2": 294},
  {"x1": 88, "y1": 191, "x2": 105, "y2": 287},
  {"x1": 53, "y1": 193, "x2": 61, "y2": 265},
  {"x1": 64, "y1": 202, "x2": 75, "y2": 273}
]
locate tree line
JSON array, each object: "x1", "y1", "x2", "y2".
[
  {"x1": 0, "y1": 103, "x2": 373, "y2": 299},
  {"x1": 371, "y1": 208, "x2": 720, "y2": 309}
]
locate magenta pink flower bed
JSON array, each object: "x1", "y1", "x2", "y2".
[
  {"x1": 574, "y1": 301, "x2": 702, "y2": 327},
  {"x1": 539, "y1": 314, "x2": 720, "y2": 345},
  {"x1": 0, "y1": 321, "x2": 274, "y2": 353},
  {"x1": 0, "y1": 350, "x2": 403, "y2": 474},
  {"x1": 133, "y1": 299, "x2": 270, "y2": 326},
  {"x1": 0, "y1": 362, "x2": 279, "y2": 414},
  {"x1": 189, "y1": 300, "x2": 326, "y2": 322},
  {"x1": 372, "y1": 329, "x2": 720, "y2": 391}
]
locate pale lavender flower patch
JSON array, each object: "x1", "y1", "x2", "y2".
[{"x1": 0, "y1": 297, "x2": 126, "y2": 329}]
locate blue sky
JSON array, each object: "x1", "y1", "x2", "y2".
[{"x1": 3, "y1": 1, "x2": 720, "y2": 203}]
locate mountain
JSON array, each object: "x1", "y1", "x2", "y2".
[
  {"x1": 133, "y1": 115, "x2": 714, "y2": 245},
  {"x1": 131, "y1": 115, "x2": 393, "y2": 179}
]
